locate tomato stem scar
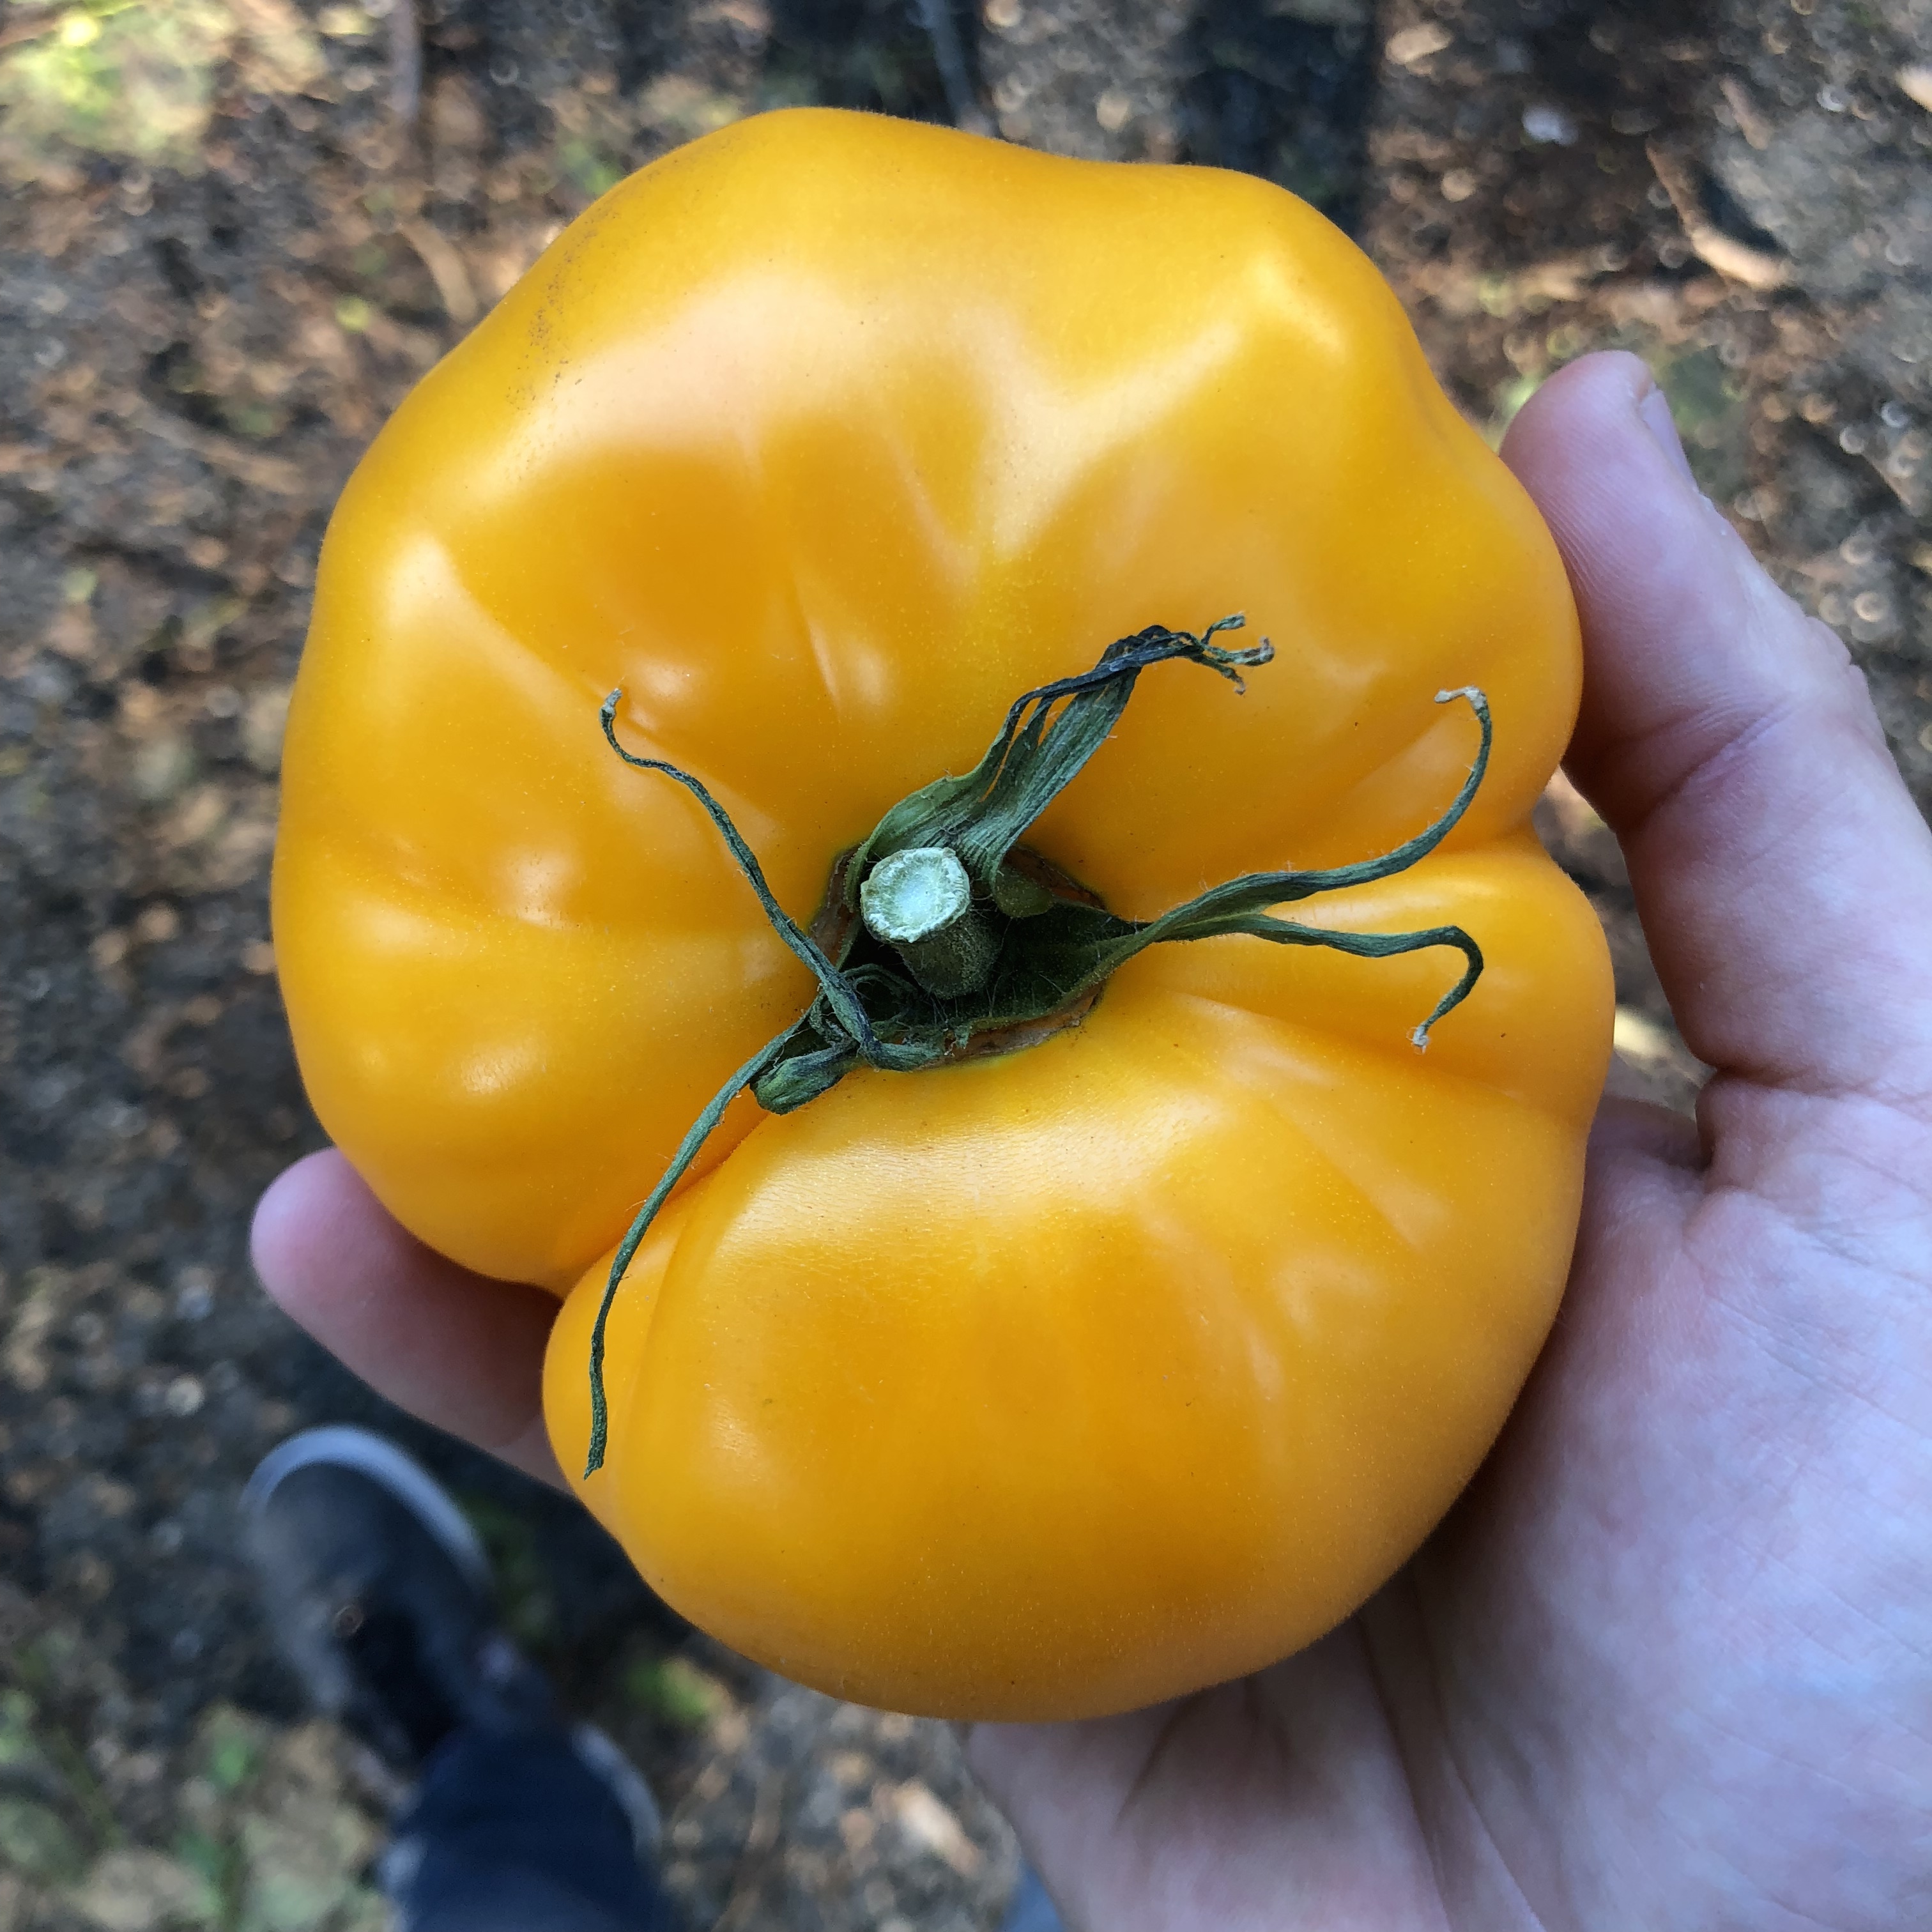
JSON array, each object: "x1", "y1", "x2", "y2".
[
  {"x1": 859, "y1": 846, "x2": 1000, "y2": 997},
  {"x1": 582, "y1": 625, "x2": 1491, "y2": 1476}
]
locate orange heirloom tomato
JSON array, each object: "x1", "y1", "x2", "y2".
[{"x1": 276, "y1": 108, "x2": 1613, "y2": 1721}]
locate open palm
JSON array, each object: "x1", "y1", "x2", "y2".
[{"x1": 256, "y1": 356, "x2": 1932, "y2": 1931}]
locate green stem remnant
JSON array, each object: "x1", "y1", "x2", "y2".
[
  {"x1": 859, "y1": 846, "x2": 1000, "y2": 997},
  {"x1": 583, "y1": 620, "x2": 1491, "y2": 1475}
]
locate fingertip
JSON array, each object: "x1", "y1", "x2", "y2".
[
  {"x1": 250, "y1": 1147, "x2": 363, "y2": 1312},
  {"x1": 1501, "y1": 351, "x2": 1723, "y2": 639},
  {"x1": 250, "y1": 1147, "x2": 569, "y2": 1489},
  {"x1": 1501, "y1": 349, "x2": 1653, "y2": 470},
  {"x1": 1501, "y1": 351, "x2": 1671, "y2": 493}
]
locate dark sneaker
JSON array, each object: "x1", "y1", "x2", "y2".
[
  {"x1": 242, "y1": 1426, "x2": 558, "y2": 1769},
  {"x1": 243, "y1": 1425, "x2": 663, "y2": 1859}
]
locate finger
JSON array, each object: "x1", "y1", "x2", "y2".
[
  {"x1": 252, "y1": 1149, "x2": 567, "y2": 1490},
  {"x1": 1503, "y1": 351, "x2": 1932, "y2": 1103}
]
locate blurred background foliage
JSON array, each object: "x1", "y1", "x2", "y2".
[{"x1": 0, "y1": 3, "x2": 330, "y2": 176}]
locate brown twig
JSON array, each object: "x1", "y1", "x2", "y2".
[
  {"x1": 1646, "y1": 141, "x2": 1790, "y2": 291},
  {"x1": 388, "y1": 0, "x2": 422, "y2": 128},
  {"x1": 400, "y1": 218, "x2": 478, "y2": 325},
  {"x1": 0, "y1": 14, "x2": 59, "y2": 52},
  {"x1": 915, "y1": 0, "x2": 992, "y2": 136}
]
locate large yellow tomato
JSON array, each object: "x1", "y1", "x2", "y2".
[{"x1": 276, "y1": 108, "x2": 1613, "y2": 1721}]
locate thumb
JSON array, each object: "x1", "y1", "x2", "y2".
[{"x1": 1503, "y1": 351, "x2": 1932, "y2": 1105}]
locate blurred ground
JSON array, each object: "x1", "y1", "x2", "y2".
[{"x1": 0, "y1": 0, "x2": 1926, "y2": 1925}]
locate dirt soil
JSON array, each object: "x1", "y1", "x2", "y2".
[{"x1": 1, "y1": 0, "x2": 1926, "y2": 1926}]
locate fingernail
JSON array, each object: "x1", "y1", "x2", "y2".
[{"x1": 1638, "y1": 382, "x2": 1698, "y2": 487}]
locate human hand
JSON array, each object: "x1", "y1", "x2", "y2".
[
  {"x1": 968, "y1": 354, "x2": 1932, "y2": 1928},
  {"x1": 254, "y1": 351, "x2": 1932, "y2": 1929}
]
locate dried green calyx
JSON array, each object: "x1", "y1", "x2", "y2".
[{"x1": 583, "y1": 618, "x2": 1491, "y2": 1475}]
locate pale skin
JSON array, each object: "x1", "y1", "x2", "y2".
[{"x1": 254, "y1": 353, "x2": 1932, "y2": 1930}]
